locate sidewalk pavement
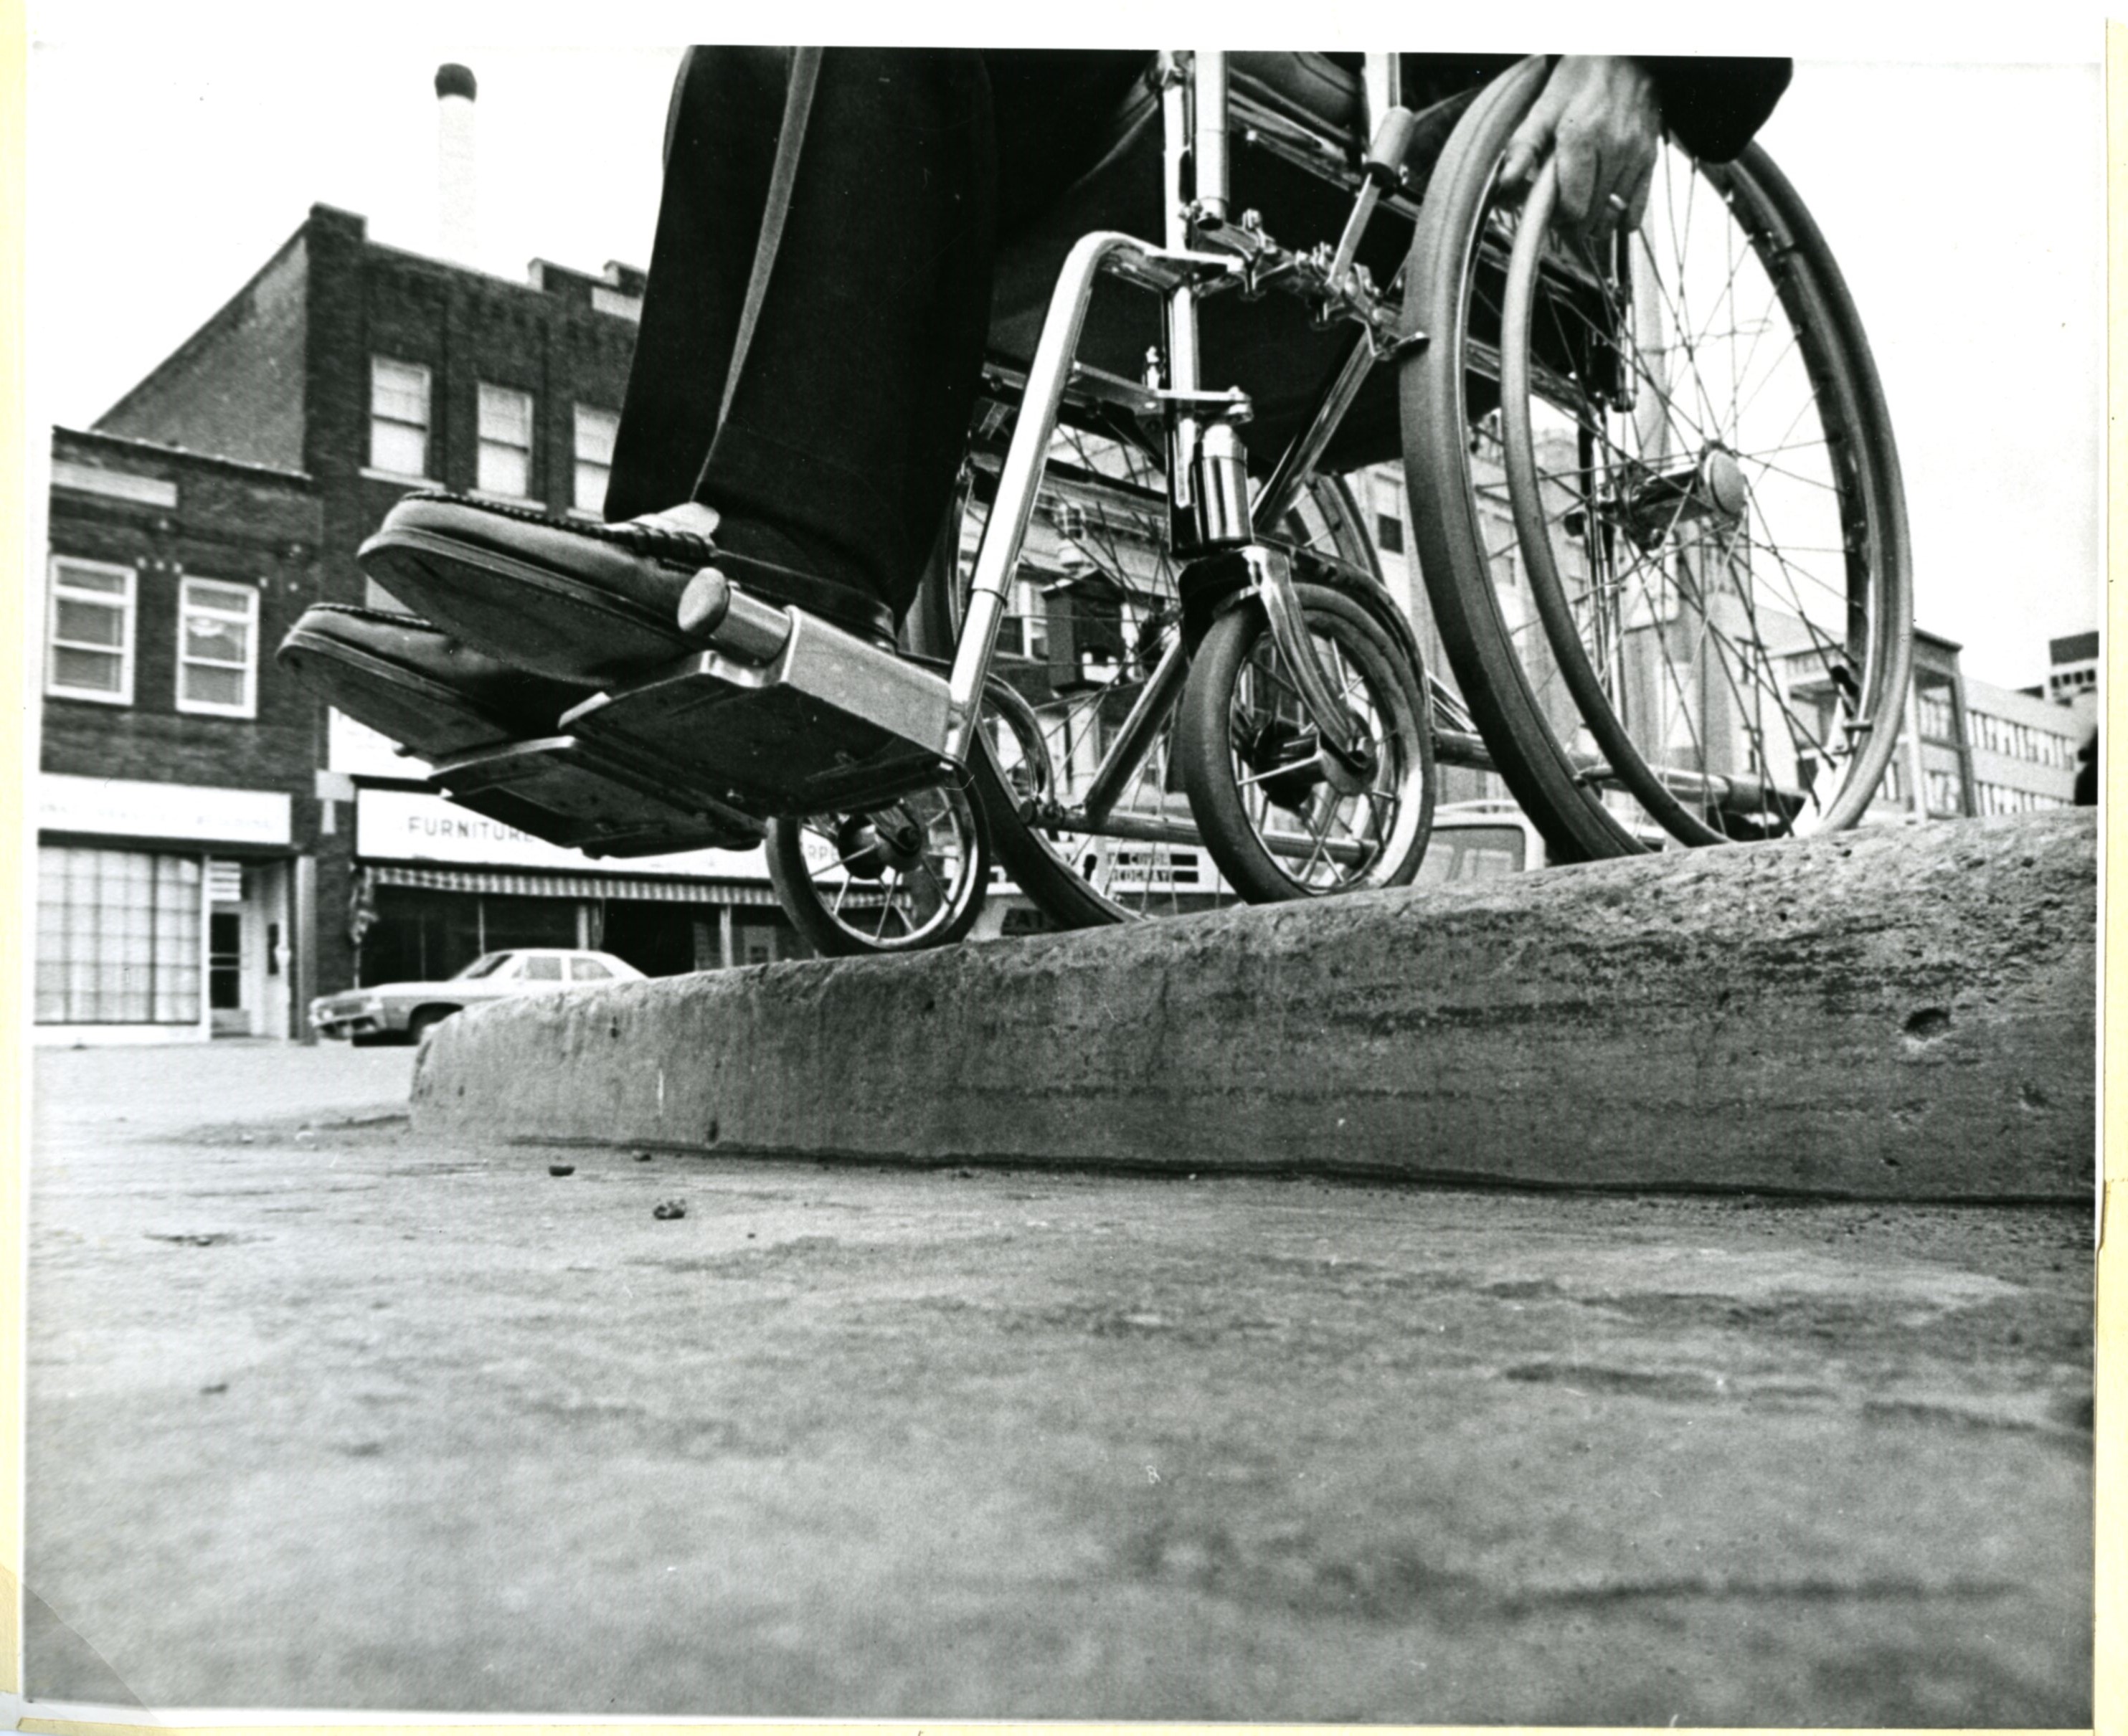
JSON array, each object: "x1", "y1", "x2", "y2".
[{"x1": 24, "y1": 1044, "x2": 2092, "y2": 1725}]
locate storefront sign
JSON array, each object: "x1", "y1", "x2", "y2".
[
  {"x1": 355, "y1": 787, "x2": 770, "y2": 881},
  {"x1": 38, "y1": 773, "x2": 291, "y2": 846}
]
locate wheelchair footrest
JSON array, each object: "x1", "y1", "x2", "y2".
[
  {"x1": 426, "y1": 736, "x2": 762, "y2": 858},
  {"x1": 561, "y1": 610, "x2": 957, "y2": 815}
]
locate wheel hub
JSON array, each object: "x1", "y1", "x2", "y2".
[
  {"x1": 1236, "y1": 712, "x2": 1378, "y2": 807},
  {"x1": 1614, "y1": 445, "x2": 1751, "y2": 549},
  {"x1": 1236, "y1": 716, "x2": 1321, "y2": 811},
  {"x1": 1317, "y1": 721, "x2": 1379, "y2": 798},
  {"x1": 835, "y1": 808, "x2": 926, "y2": 880}
]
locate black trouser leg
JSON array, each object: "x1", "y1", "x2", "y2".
[{"x1": 606, "y1": 47, "x2": 996, "y2": 622}]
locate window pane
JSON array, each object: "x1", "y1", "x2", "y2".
[
  {"x1": 35, "y1": 845, "x2": 202, "y2": 1024},
  {"x1": 186, "y1": 579, "x2": 252, "y2": 615},
  {"x1": 184, "y1": 615, "x2": 245, "y2": 663},
  {"x1": 521, "y1": 956, "x2": 563, "y2": 980},
  {"x1": 190, "y1": 615, "x2": 251, "y2": 664},
  {"x1": 52, "y1": 646, "x2": 122, "y2": 691},
  {"x1": 55, "y1": 597, "x2": 123, "y2": 647},
  {"x1": 372, "y1": 359, "x2": 430, "y2": 423},
  {"x1": 570, "y1": 958, "x2": 612, "y2": 980},
  {"x1": 478, "y1": 444, "x2": 529, "y2": 498},
  {"x1": 182, "y1": 663, "x2": 246, "y2": 708},
  {"x1": 574, "y1": 460, "x2": 610, "y2": 516},
  {"x1": 479, "y1": 384, "x2": 531, "y2": 442},
  {"x1": 371, "y1": 421, "x2": 428, "y2": 477},
  {"x1": 574, "y1": 406, "x2": 618, "y2": 464},
  {"x1": 57, "y1": 564, "x2": 128, "y2": 595}
]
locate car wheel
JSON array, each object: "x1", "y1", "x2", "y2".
[{"x1": 407, "y1": 1008, "x2": 455, "y2": 1044}]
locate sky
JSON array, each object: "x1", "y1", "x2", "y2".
[{"x1": 22, "y1": 2, "x2": 2110, "y2": 693}]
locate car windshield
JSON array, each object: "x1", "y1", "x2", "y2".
[{"x1": 452, "y1": 952, "x2": 514, "y2": 980}]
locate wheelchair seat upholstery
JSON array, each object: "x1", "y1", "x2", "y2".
[{"x1": 1228, "y1": 50, "x2": 1366, "y2": 140}]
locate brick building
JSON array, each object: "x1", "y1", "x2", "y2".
[
  {"x1": 37, "y1": 201, "x2": 804, "y2": 1043},
  {"x1": 37, "y1": 429, "x2": 325, "y2": 1040}
]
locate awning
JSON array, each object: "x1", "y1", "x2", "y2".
[{"x1": 363, "y1": 863, "x2": 784, "y2": 907}]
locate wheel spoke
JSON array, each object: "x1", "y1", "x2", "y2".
[{"x1": 1470, "y1": 128, "x2": 1901, "y2": 851}]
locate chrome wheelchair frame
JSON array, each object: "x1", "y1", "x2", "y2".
[{"x1": 425, "y1": 47, "x2": 1912, "y2": 952}]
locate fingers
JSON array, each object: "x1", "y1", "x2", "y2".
[
  {"x1": 1551, "y1": 114, "x2": 1600, "y2": 234},
  {"x1": 1507, "y1": 56, "x2": 1663, "y2": 249},
  {"x1": 1619, "y1": 158, "x2": 1655, "y2": 236},
  {"x1": 1498, "y1": 83, "x2": 1564, "y2": 192}
]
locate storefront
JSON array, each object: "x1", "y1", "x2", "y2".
[
  {"x1": 34, "y1": 774, "x2": 299, "y2": 1043},
  {"x1": 350, "y1": 783, "x2": 803, "y2": 986}
]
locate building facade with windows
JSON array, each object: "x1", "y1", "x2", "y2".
[
  {"x1": 1960, "y1": 672, "x2": 2087, "y2": 817},
  {"x1": 37, "y1": 428, "x2": 326, "y2": 1041},
  {"x1": 39, "y1": 203, "x2": 810, "y2": 1042},
  {"x1": 1865, "y1": 630, "x2": 2086, "y2": 822}
]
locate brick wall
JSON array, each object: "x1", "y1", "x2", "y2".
[
  {"x1": 95, "y1": 232, "x2": 311, "y2": 471},
  {"x1": 298, "y1": 210, "x2": 639, "y2": 610},
  {"x1": 42, "y1": 435, "x2": 323, "y2": 796}
]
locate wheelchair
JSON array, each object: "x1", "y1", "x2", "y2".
[{"x1": 428, "y1": 52, "x2": 1913, "y2": 956}]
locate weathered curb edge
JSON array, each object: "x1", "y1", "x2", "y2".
[{"x1": 412, "y1": 812, "x2": 2096, "y2": 1201}]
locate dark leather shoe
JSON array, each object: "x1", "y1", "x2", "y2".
[
  {"x1": 276, "y1": 604, "x2": 593, "y2": 762},
  {"x1": 357, "y1": 492, "x2": 895, "y2": 684}
]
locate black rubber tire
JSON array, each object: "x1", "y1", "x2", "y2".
[
  {"x1": 1400, "y1": 56, "x2": 1643, "y2": 863},
  {"x1": 406, "y1": 1008, "x2": 453, "y2": 1044},
  {"x1": 1496, "y1": 151, "x2": 1912, "y2": 845},
  {"x1": 765, "y1": 783, "x2": 990, "y2": 957},
  {"x1": 1175, "y1": 582, "x2": 1435, "y2": 903}
]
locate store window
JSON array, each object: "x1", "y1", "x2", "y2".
[
  {"x1": 359, "y1": 886, "x2": 579, "y2": 985},
  {"x1": 46, "y1": 557, "x2": 136, "y2": 704},
  {"x1": 176, "y1": 577, "x2": 258, "y2": 716},
  {"x1": 36, "y1": 847, "x2": 202, "y2": 1025},
  {"x1": 478, "y1": 384, "x2": 535, "y2": 500},
  {"x1": 574, "y1": 405, "x2": 618, "y2": 514},
  {"x1": 369, "y1": 358, "x2": 432, "y2": 479}
]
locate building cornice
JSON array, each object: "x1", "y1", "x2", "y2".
[{"x1": 52, "y1": 426, "x2": 316, "y2": 486}]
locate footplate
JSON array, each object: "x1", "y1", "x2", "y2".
[
  {"x1": 426, "y1": 735, "x2": 763, "y2": 859},
  {"x1": 562, "y1": 608, "x2": 955, "y2": 815}
]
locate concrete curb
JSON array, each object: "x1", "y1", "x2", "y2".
[{"x1": 411, "y1": 812, "x2": 2096, "y2": 1200}]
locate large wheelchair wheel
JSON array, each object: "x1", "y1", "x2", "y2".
[
  {"x1": 1174, "y1": 582, "x2": 1434, "y2": 903},
  {"x1": 916, "y1": 412, "x2": 1387, "y2": 925},
  {"x1": 1401, "y1": 58, "x2": 1912, "y2": 858}
]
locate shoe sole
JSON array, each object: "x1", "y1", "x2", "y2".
[
  {"x1": 361, "y1": 527, "x2": 690, "y2": 684},
  {"x1": 278, "y1": 627, "x2": 549, "y2": 762}
]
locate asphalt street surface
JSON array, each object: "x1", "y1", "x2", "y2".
[{"x1": 25, "y1": 1040, "x2": 2094, "y2": 1723}]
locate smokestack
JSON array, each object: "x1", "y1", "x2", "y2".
[{"x1": 435, "y1": 62, "x2": 478, "y2": 262}]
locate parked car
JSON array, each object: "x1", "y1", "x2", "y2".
[
  {"x1": 1414, "y1": 801, "x2": 1549, "y2": 883},
  {"x1": 309, "y1": 948, "x2": 646, "y2": 1044}
]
